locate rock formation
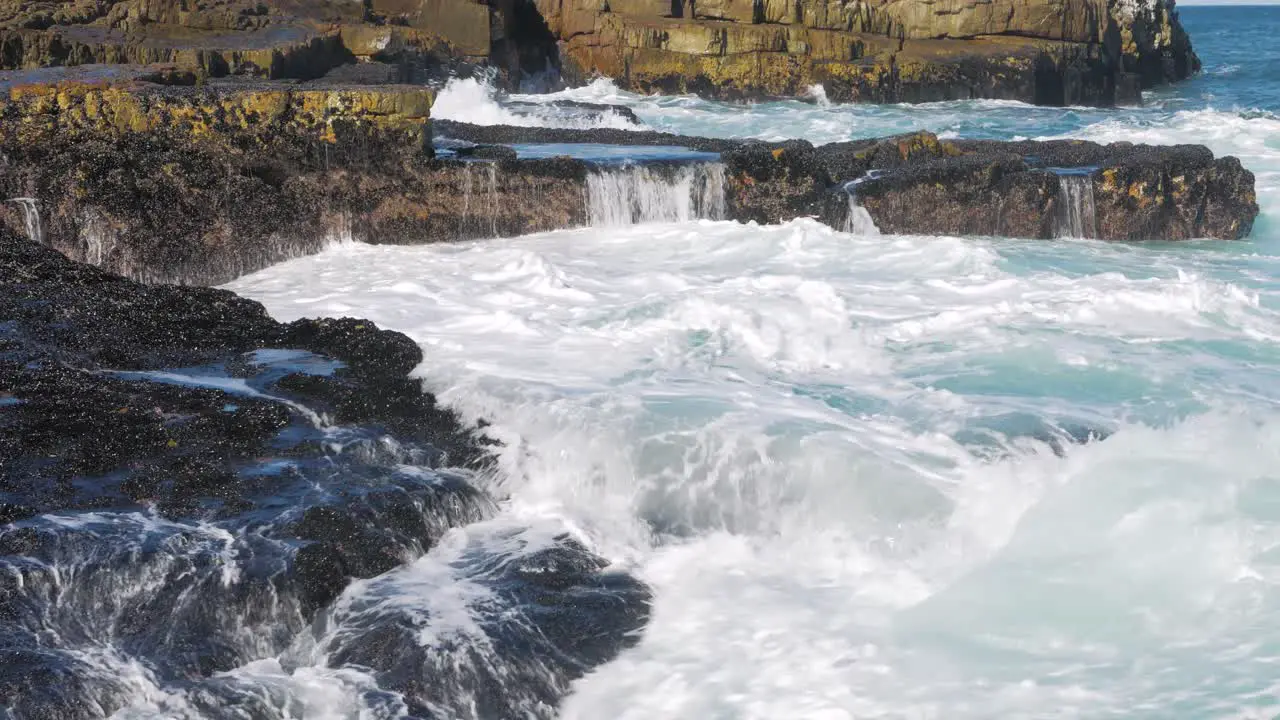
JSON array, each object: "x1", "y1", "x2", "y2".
[
  {"x1": 0, "y1": 77, "x2": 1259, "y2": 285},
  {"x1": 0, "y1": 73, "x2": 589, "y2": 284},
  {"x1": 0, "y1": 223, "x2": 651, "y2": 718},
  {"x1": 0, "y1": 0, "x2": 560, "y2": 88},
  {"x1": 538, "y1": 0, "x2": 1198, "y2": 104},
  {"x1": 721, "y1": 132, "x2": 1259, "y2": 240},
  {"x1": 0, "y1": 0, "x2": 1198, "y2": 105}
]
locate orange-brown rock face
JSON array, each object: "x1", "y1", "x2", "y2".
[
  {"x1": 0, "y1": 0, "x2": 523, "y2": 83},
  {"x1": 0, "y1": 0, "x2": 1199, "y2": 105},
  {"x1": 536, "y1": 0, "x2": 1199, "y2": 105}
]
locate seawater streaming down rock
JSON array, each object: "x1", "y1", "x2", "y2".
[
  {"x1": 4, "y1": 197, "x2": 40, "y2": 244},
  {"x1": 1054, "y1": 172, "x2": 1100, "y2": 239},
  {"x1": 842, "y1": 174, "x2": 883, "y2": 236},
  {"x1": 0, "y1": 4, "x2": 1276, "y2": 717},
  {"x1": 586, "y1": 163, "x2": 728, "y2": 226}
]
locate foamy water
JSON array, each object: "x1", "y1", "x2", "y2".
[
  {"x1": 228, "y1": 211, "x2": 1280, "y2": 717},
  {"x1": 216, "y1": 8, "x2": 1280, "y2": 717}
]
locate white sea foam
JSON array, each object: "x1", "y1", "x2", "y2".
[
  {"x1": 432, "y1": 77, "x2": 644, "y2": 130},
  {"x1": 227, "y1": 204, "x2": 1280, "y2": 717},
  {"x1": 218, "y1": 39, "x2": 1280, "y2": 717}
]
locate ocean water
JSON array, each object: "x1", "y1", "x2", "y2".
[{"x1": 225, "y1": 7, "x2": 1280, "y2": 718}]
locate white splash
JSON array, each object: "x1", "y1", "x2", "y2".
[
  {"x1": 432, "y1": 77, "x2": 643, "y2": 130},
  {"x1": 804, "y1": 84, "x2": 832, "y2": 107}
]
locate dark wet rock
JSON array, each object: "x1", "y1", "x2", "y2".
[
  {"x1": 0, "y1": 225, "x2": 650, "y2": 718},
  {"x1": 722, "y1": 131, "x2": 1260, "y2": 241},
  {"x1": 279, "y1": 317, "x2": 422, "y2": 379},
  {"x1": 435, "y1": 118, "x2": 739, "y2": 153},
  {"x1": 434, "y1": 121, "x2": 1259, "y2": 241},
  {"x1": 0, "y1": 82, "x2": 1262, "y2": 297},
  {"x1": 0, "y1": 219, "x2": 493, "y2": 545},
  {"x1": 454, "y1": 144, "x2": 520, "y2": 162},
  {"x1": 0, "y1": 79, "x2": 603, "y2": 285},
  {"x1": 322, "y1": 533, "x2": 651, "y2": 720},
  {"x1": 506, "y1": 98, "x2": 643, "y2": 126},
  {"x1": 722, "y1": 140, "x2": 829, "y2": 225}
]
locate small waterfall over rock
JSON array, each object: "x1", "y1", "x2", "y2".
[
  {"x1": 1054, "y1": 172, "x2": 1097, "y2": 239},
  {"x1": 586, "y1": 163, "x2": 726, "y2": 226},
  {"x1": 7, "y1": 197, "x2": 42, "y2": 244},
  {"x1": 842, "y1": 174, "x2": 882, "y2": 236},
  {"x1": 459, "y1": 162, "x2": 500, "y2": 237}
]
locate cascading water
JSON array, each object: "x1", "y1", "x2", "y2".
[
  {"x1": 842, "y1": 173, "x2": 882, "y2": 236},
  {"x1": 1053, "y1": 171, "x2": 1098, "y2": 239},
  {"x1": 586, "y1": 163, "x2": 726, "y2": 226},
  {"x1": 459, "y1": 163, "x2": 501, "y2": 237},
  {"x1": 7, "y1": 197, "x2": 42, "y2": 244}
]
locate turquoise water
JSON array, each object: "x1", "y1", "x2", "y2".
[{"x1": 227, "y1": 8, "x2": 1280, "y2": 718}]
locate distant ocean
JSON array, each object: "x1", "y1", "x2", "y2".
[{"x1": 223, "y1": 6, "x2": 1280, "y2": 718}]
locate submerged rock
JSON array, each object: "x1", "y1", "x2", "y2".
[
  {"x1": 320, "y1": 532, "x2": 651, "y2": 719},
  {"x1": 0, "y1": 226, "x2": 650, "y2": 719}
]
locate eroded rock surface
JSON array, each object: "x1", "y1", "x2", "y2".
[{"x1": 0, "y1": 0, "x2": 559, "y2": 88}]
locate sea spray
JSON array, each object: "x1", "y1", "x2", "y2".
[
  {"x1": 586, "y1": 163, "x2": 727, "y2": 226},
  {"x1": 432, "y1": 77, "x2": 643, "y2": 130}
]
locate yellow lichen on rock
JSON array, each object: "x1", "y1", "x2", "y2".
[
  {"x1": 0, "y1": 81, "x2": 435, "y2": 150},
  {"x1": 1101, "y1": 168, "x2": 1120, "y2": 192}
]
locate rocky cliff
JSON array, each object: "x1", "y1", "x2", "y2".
[
  {"x1": 0, "y1": 0, "x2": 1197, "y2": 106},
  {"x1": 0, "y1": 0, "x2": 560, "y2": 87},
  {"x1": 538, "y1": 0, "x2": 1198, "y2": 104}
]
